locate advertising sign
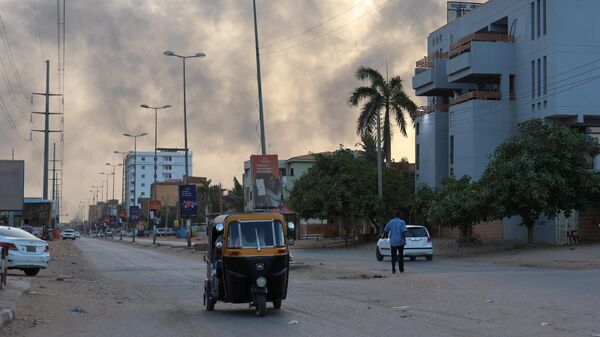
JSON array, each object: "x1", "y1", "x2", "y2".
[
  {"x1": 250, "y1": 154, "x2": 281, "y2": 209},
  {"x1": 0, "y1": 160, "x2": 24, "y2": 211},
  {"x1": 149, "y1": 199, "x2": 162, "y2": 225},
  {"x1": 129, "y1": 206, "x2": 140, "y2": 223},
  {"x1": 22, "y1": 199, "x2": 52, "y2": 226},
  {"x1": 179, "y1": 185, "x2": 197, "y2": 218}
]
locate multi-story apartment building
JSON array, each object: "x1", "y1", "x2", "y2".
[
  {"x1": 123, "y1": 148, "x2": 191, "y2": 210},
  {"x1": 412, "y1": 0, "x2": 600, "y2": 243}
]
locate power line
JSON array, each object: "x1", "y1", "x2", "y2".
[
  {"x1": 260, "y1": 0, "x2": 368, "y2": 50},
  {"x1": 261, "y1": 0, "x2": 396, "y2": 56}
]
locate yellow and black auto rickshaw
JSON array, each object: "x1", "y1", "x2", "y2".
[{"x1": 204, "y1": 213, "x2": 295, "y2": 316}]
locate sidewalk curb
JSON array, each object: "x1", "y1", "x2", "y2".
[{"x1": 0, "y1": 278, "x2": 32, "y2": 329}]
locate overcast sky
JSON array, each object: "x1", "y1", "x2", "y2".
[{"x1": 0, "y1": 0, "x2": 453, "y2": 221}]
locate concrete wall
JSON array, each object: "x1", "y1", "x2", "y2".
[{"x1": 415, "y1": 111, "x2": 448, "y2": 187}]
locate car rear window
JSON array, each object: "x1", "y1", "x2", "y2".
[
  {"x1": 0, "y1": 227, "x2": 39, "y2": 239},
  {"x1": 406, "y1": 227, "x2": 429, "y2": 238}
]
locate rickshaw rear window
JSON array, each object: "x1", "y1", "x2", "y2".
[{"x1": 226, "y1": 220, "x2": 285, "y2": 249}]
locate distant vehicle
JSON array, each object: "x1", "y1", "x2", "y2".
[
  {"x1": 105, "y1": 230, "x2": 113, "y2": 238},
  {"x1": 0, "y1": 226, "x2": 49, "y2": 276},
  {"x1": 61, "y1": 229, "x2": 76, "y2": 240},
  {"x1": 155, "y1": 228, "x2": 167, "y2": 236},
  {"x1": 376, "y1": 225, "x2": 433, "y2": 261},
  {"x1": 74, "y1": 231, "x2": 81, "y2": 239}
]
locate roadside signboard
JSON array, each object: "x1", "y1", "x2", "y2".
[
  {"x1": 129, "y1": 206, "x2": 140, "y2": 223},
  {"x1": 149, "y1": 199, "x2": 162, "y2": 225},
  {"x1": 22, "y1": 199, "x2": 52, "y2": 226},
  {"x1": 250, "y1": 154, "x2": 281, "y2": 209},
  {"x1": 0, "y1": 160, "x2": 24, "y2": 211},
  {"x1": 179, "y1": 185, "x2": 197, "y2": 218}
]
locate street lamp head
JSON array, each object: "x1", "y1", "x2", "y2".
[
  {"x1": 163, "y1": 50, "x2": 175, "y2": 56},
  {"x1": 123, "y1": 133, "x2": 131, "y2": 137},
  {"x1": 162, "y1": 105, "x2": 172, "y2": 109},
  {"x1": 195, "y1": 52, "x2": 206, "y2": 58},
  {"x1": 140, "y1": 104, "x2": 149, "y2": 108},
  {"x1": 140, "y1": 132, "x2": 148, "y2": 137}
]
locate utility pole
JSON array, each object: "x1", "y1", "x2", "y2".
[
  {"x1": 32, "y1": 60, "x2": 62, "y2": 200},
  {"x1": 52, "y1": 143, "x2": 56, "y2": 200},
  {"x1": 253, "y1": 0, "x2": 267, "y2": 155}
]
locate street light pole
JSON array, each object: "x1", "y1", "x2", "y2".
[
  {"x1": 163, "y1": 50, "x2": 205, "y2": 183},
  {"x1": 123, "y1": 132, "x2": 147, "y2": 243},
  {"x1": 114, "y1": 151, "x2": 128, "y2": 206},
  {"x1": 140, "y1": 104, "x2": 171, "y2": 191},
  {"x1": 252, "y1": 0, "x2": 267, "y2": 155}
]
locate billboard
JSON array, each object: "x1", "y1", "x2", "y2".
[
  {"x1": 0, "y1": 160, "x2": 24, "y2": 211},
  {"x1": 129, "y1": 206, "x2": 140, "y2": 223},
  {"x1": 250, "y1": 155, "x2": 281, "y2": 209},
  {"x1": 149, "y1": 199, "x2": 162, "y2": 225},
  {"x1": 447, "y1": 1, "x2": 483, "y2": 23},
  {"x1": 179, "y1": 185, "x2": 197, "y2": 218},
  {"x1": 22, "y1": 199, "x2": 52, "y2": 226}
]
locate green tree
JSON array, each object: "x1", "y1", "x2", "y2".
[
  {"x1": 348, "y1": 66, "x2": 417, "y2": 165},
  {"x1": 427, "y1": 176, "x2": 489, "y2": 243},
  {"x1": 480, "y1": 119, "x2": 600, "y2": 243},
  {"x1": 410, "y1": 184, "x2": 436, "y2": 225},
  {"x1": 225, "y1": 177, "x2": 244, "y2": 212},
  {"x1": 289, "y1": 149, "x2": 382, "y2": 232}
]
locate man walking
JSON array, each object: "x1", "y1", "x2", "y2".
[{"x1": 384, "y1": 212, "x2": 408, "y2": 274}]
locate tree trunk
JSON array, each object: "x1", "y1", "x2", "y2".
[{"x1": 527, "y1": 223, "x2": 534, "y2": 244}]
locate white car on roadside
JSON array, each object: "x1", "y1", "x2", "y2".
[
  {"x1": 61, "y1": 229, "x2": 76, "y2": 240},
  {"x1": 376, "y1": 225, "x2": 433, "y2": 261},
  {"x1": 0, "y1": 226, "x2": 49, "y2": 276}
]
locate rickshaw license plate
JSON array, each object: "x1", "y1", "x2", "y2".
[{"x1": 27, "y1": 246, "x2": 36, "y2": 253}]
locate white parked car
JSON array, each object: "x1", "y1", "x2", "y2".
[
  {"x1": 61, "y1": 229, "x2": 76, "y2": 240},
  {"x1": 0, "y1": 226, "x2": 49, "y2": 276},
  {"x1": 376, "y1": 225, "x2": 433, "y2": 261}
]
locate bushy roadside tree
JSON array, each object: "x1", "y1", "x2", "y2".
[
  {"x1": 480, "y1": 119, "x2": 600, "y2": 243},
  {"x1": 427, "y1": 176, "x2": 490, "y2": 243}
]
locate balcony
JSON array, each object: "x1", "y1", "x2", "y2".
[
  {"x1": 447, "y1": 34, "x2": 514, "y2": 82},
  {"x1": 449, "y1": 91, "x2": 501, "y2": 106},
  {"x1": 416, "y1": 104, "x2": 449, "y2": 117},
  {"x1": 412, "y1": 51, "x2": 468, "y2": 96}
]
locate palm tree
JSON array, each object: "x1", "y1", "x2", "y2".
[{"x1": 348, "y1": 66, "x2": 417, "y2": 165}]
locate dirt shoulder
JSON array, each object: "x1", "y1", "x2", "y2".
[{"x1": 0, "y1": 240, "x2": 136, "y2": 337}]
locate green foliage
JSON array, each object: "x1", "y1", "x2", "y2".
[
  {"x1": 426, "y1": 176, "x2": 489, "y2": 242},
  {"x1": 348, "y1": 66, "x2": 417, "y2": 164},
  {"x1": 225, "y1": 177, "x2": 244, "y2": 212},
  {"x1": 381, "y1": 166, "x2": 414, "y2": 221},
  {"x1": 480, "y1": 119, "x2": 600, "y2": 243}
]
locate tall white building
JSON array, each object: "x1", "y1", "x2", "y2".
[
  {"x1": 412, "y1": 0, "x2": 600, "y2": 243},
  {"x1": 123, "y1": 148, "x2": 192, "y2": 210}
]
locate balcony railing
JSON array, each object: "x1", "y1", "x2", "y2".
[
  {"x1": 416, "y1": 103, "x2": 450, "y2": 116},
  {"x1": 449, "y1": 33, "x2": 514, "y2": 58},
  {"x1": 415, "y1": 51, "x2": 449, "y2": 73},
  {"x1": 449, "y1": 91, "x2": 501, "y2": 106}
]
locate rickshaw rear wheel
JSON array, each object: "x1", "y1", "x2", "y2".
[
  {"x1": 255, "y1": 294, "x2": 266, "y2": 317},
  {"x1": 206, "y1": 295, "x2": 216, "y2": 311},
  {"x1": 272, "y1": 299, "x2": 282, "y2": 309}
]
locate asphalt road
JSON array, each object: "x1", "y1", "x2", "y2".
[{"x1": 10, "y1": 238, "x2": 600, "y2": 337}]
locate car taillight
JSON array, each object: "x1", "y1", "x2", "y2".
[
  {"x1": 0, "y1": 243, "x2": 17, "y2": 251},
  {"x1": 427, "y1": 236, "x2": 432, "y2": 242}
]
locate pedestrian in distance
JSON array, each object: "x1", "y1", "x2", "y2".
[{"x1": 384, "y1": 212, "x2": 408, "y2": 274}]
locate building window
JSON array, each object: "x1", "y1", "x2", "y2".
[
  {"x1": 279, "y1": 168, "x2": 286, "y2": 177},
  {"x1": 416, "y1": 144, "x2": 420, "y2": 170},
  {"x1": 141, "y1": 174, "x2": 145, "y2": 178},
  {"x1": 141, "y1": 165, "x2": 145, "y2": 170},
  {"x1": 537, "y1": 58, "x2": 541, "y2": 97},
  {"x1": 141, "y1": 157, "x2": 145, "y2": 161},
  {"x1": 416, "y1": 122, "x2": 420, "y2": 136},
  {"x1": 164, "y1": 156, "x2": 172, "y2": 161},
  {"x1": 141, "y1": 183, "x2": 145, "y2": 187},
  {"x1": 163, "y1": 165, "x2": 172, "y2": 170},
  {"x1": 450, "y1": 167, "x2": 454, "y2": 176},
  {"x1": 531, "y1": 60, "x2": 535, "y2": 98},
  {"x1": 543, "y1": 0, "x2": 547, "y2": 35},
  {"x1": 537, "y1": 0, "x2": 541, "y2": 38},
  {"x1": 450, "y1": 135, "x2": 454, "y2": 165},
  {"x1": 130, "y1": 198, "x2": 134, "y2": 203},
  {"x1": 290, "y1": 168, "x2": 295, "y2": 176},
  {"x1": 531, "y1": 2, "x2": 535, "y2": 40},
  {"x1": 141, "y1": 192, "x2": 145, "y2": 196},
  {"x1": 543, "y1": 56, "x2": 547, "y2": 95}
]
